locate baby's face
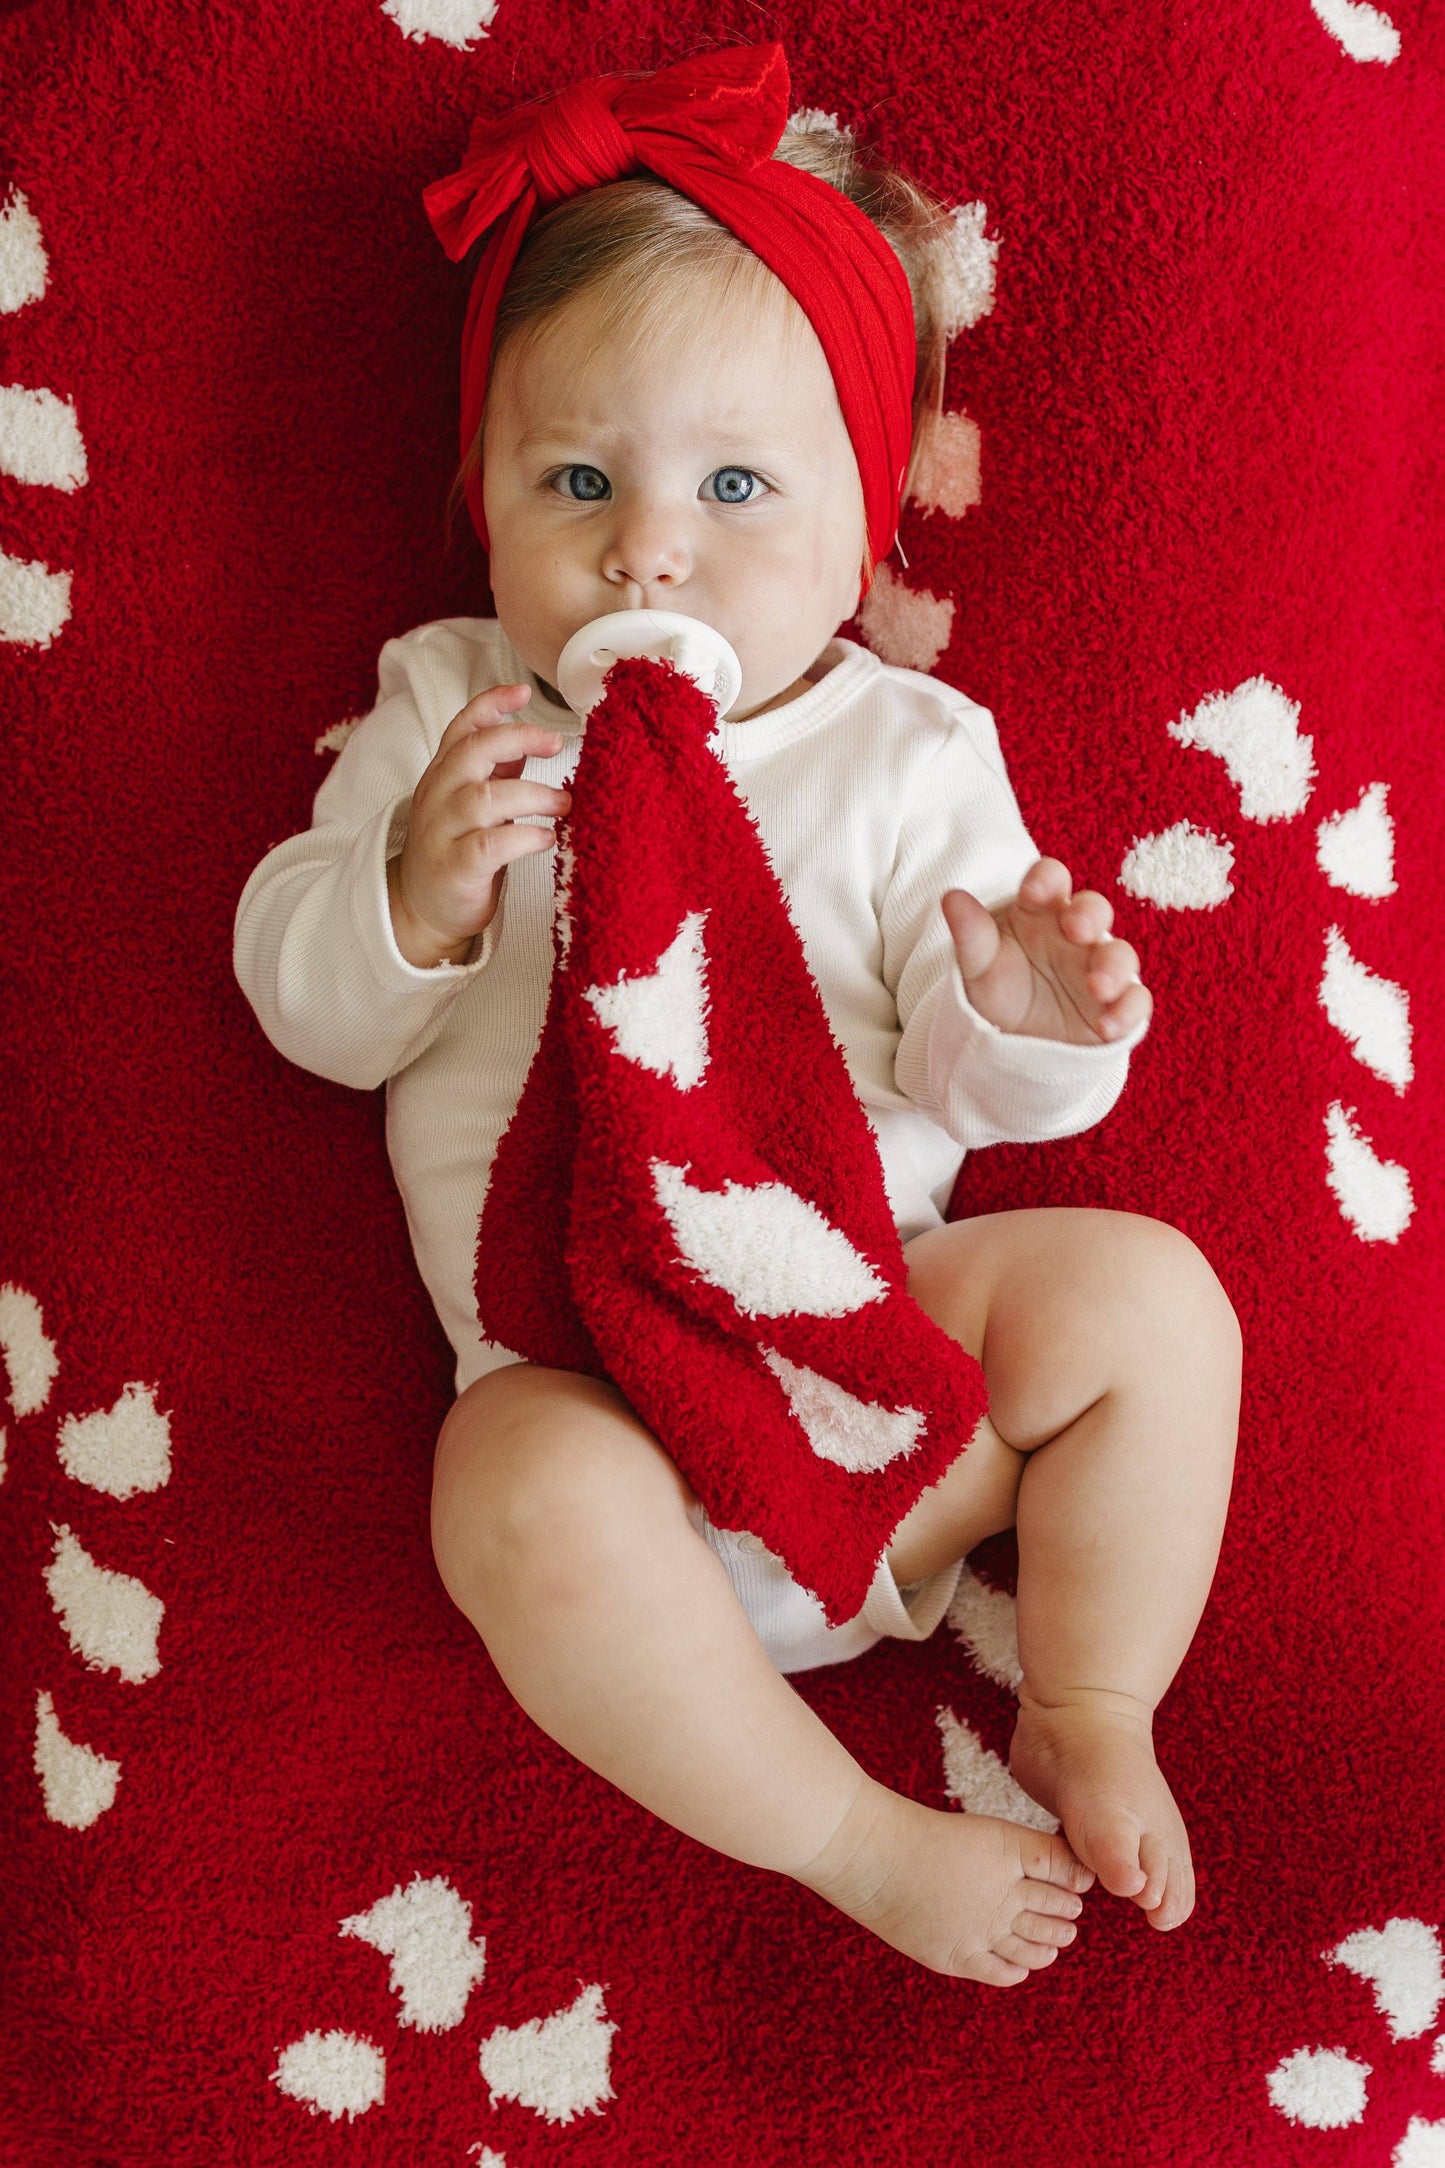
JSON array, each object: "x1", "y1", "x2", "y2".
[{"x1": 480, "y1": 269, "x2": 869, "y2": 721}]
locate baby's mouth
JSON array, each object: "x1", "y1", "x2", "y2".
[{"x1": 550, "y1": 612, "x2": 744, "y2": 721}]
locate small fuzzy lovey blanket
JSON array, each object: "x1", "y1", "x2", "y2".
[{"x1": 474, "y1": 650, "x2": 989, "y2": 1627}]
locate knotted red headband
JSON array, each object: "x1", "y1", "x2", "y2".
[{"x1": 422, "y1": 41, "x2": 918, "y2": 603}]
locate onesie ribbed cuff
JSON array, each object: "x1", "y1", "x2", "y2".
[{"x1": 910, "y1": 951, "x2": 1149, "y2": 1149}]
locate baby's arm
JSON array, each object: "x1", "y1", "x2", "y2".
[
  {"x1": 233, "y1": 628, "x2": 562, "y2": 1091},
  {"x1": 881, "y1": 706, "x2": 1150, "y2": 1151}
]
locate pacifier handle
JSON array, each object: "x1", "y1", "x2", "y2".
[{"x1": 554, "y1": 610, "x2": 744, "y2": 719}]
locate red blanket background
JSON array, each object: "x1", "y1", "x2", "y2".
[{"x1": 2, "y1": 1, "x2": 1442, "y2": 2161}]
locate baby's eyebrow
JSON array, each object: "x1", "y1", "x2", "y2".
[
  {"x1": 514, "y1": 424, "x2": 797, "y2": 459},
  {"x1": 515, "y1": 428, "x2": 589, "y2": 451}
]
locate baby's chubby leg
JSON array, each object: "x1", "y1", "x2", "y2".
[
  {"x1": 896, "y1": 1206, "x2": 1242, "y2": 1932},
  {"x1": 430, "y1": 1364, "x2": 1093, "y2": 1986}
]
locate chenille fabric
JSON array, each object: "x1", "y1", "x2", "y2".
[
  {"x1": 469, "y1": 649, "x2": 1003, "y2": 1625},
  {"x1": 6, "y1": 2, "x2": 1442, "y2": 2158}
]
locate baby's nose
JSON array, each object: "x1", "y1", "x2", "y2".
[{"x1": 602, "y1": 516, "x2": 691, "y2": 594}]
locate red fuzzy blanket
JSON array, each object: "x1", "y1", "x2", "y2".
[
  {"x1": 476, "y1": 650, "x2": 989, "y2": 1627},
  {"x1": 3, "y1": 1, "x2": 1443, "y2": 2162}
]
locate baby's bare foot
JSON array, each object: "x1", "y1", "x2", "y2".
[
  {"x1": 1008, "y1": 1687, "x2": 1195, "y2": 1930},
  {"x1": 791, "y1": 1775, "x2": 1094, "y2": 1985}
]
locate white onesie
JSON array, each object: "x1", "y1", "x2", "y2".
[{"x1": 233, "y1": 614, "x2": 1148, "y2": 1401}]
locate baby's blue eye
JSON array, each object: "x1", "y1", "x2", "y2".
[
  {"x1": 554, "y1": 465, "x2": 609, "y2": 501},
  {"x1": 706, "y1": 467, "x2": 765, "y2": 504}
]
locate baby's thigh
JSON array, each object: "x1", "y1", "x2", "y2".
[
  {"x1": 904, "y1": 1205, "x2": 1230, "y2": 1451},
  {"x1": 430, "y1": 1362, "x2": 700, "y2": 1602}
]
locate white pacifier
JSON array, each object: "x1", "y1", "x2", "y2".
[{"x1": 554, "y1": 609, "x2": 744, "y2": 720}]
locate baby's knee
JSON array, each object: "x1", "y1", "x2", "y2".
[
  {"x1": 1114, "y1": 1216, "x2": 1242, "y2": 1362},
  {"x1": 430, "y1": 1363, "x2": 692, "y2": 1604}
]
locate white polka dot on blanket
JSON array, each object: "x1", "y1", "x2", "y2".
[
  {"x1": 379, "y1": 0, "x2": 498, "y2": 54},
  {"x1": 1266, "y1": 2045, "x2": 1371, "y2": 2128}
]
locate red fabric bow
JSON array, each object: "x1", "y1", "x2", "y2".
[
  {"x1": 422, "y1": 42, "x2": 917, "y2": 602},
  {"x1": 424, "y1": 44, "x2": 788, "y2": 250}
]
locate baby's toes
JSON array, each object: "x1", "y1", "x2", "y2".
[
  {"x1": 1135, "y1": 1831, "x2": 1171, "y2": 1912},
  {"x1": 1072, "y1": 1806, "x2": 1147, "y2": 1900},
  {"x1": 1022, "y1": 1828, "x2": 1095, "y2": 1895},
  {"x1": 1012, "y1": 1908, "x2": 1079, "y2": 1950},
  {"x1": 1139, "y1": 1834, "x2": 1196, "y2": 1932},
  {"x1": 995, "y1": 1932, "x2": 1061, "y2": 1973},
  {"x1": 1018, "y1": 1876, "x2": 1087, "y2": 1923}
]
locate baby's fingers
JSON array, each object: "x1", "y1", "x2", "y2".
[
  {"x1": 940, "y1": 887, "x2": 1003, "y2": 982},
  {"x1": 1083, "y1": 937, "x2": 1141, "y2": 999},
  {"x1": 1080, "y1": 930, "x2": 1148, "y2": 1040},
  {"x1": 1097, "y1": 981, "x2": 1152, "y2": 1041},
  {"x1": 435, "y1": 683, "x2": 561, "y2": 768},
  {"x1": 1017, "y1": 858, "x2": 1074, "y2": 909},
  {"x1": 1058, "y1": 887, "x2": 1116, "y2": 943},
  {"x1": 448, "y1": 773, "x2": 572, "y2": 841}
]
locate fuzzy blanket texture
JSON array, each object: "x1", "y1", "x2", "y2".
[
  {"x1": 2, "y1": 0, "x2": 1442, "y2": 2163},
  {"x1": 475, "y1": 650, "x2": 990, "y2": 1628}
]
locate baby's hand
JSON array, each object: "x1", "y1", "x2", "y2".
[
  {"x1": 387, "y1": 683, "x2": 573, "y2": 969},
  {"x1": 940, "y1": 858, "x2": 1152, "y2": 1046}
]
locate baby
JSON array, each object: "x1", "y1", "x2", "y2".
[{"x1": 234, "y1": 48, "x2": 1241, "y2": 1988}]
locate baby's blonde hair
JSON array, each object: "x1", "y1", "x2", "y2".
[{"x1": 443, "y1": 118, "x2": 957, "y2": 588}]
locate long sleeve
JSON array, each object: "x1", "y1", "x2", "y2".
[
  {"x1": 233, "y1": 627, "x2": 500, "y2": 1091},
  {"x1": 883, "y1": 698, "x2": 1149, "y2": 1152}
]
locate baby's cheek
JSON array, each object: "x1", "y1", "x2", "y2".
[{"x1": 750, "y1": 559, "x2": 851, "y2": 672}]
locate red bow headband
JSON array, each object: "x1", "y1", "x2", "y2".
[{"x1": 422, "y1": 41, "x2": 917, "y2": 604}]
